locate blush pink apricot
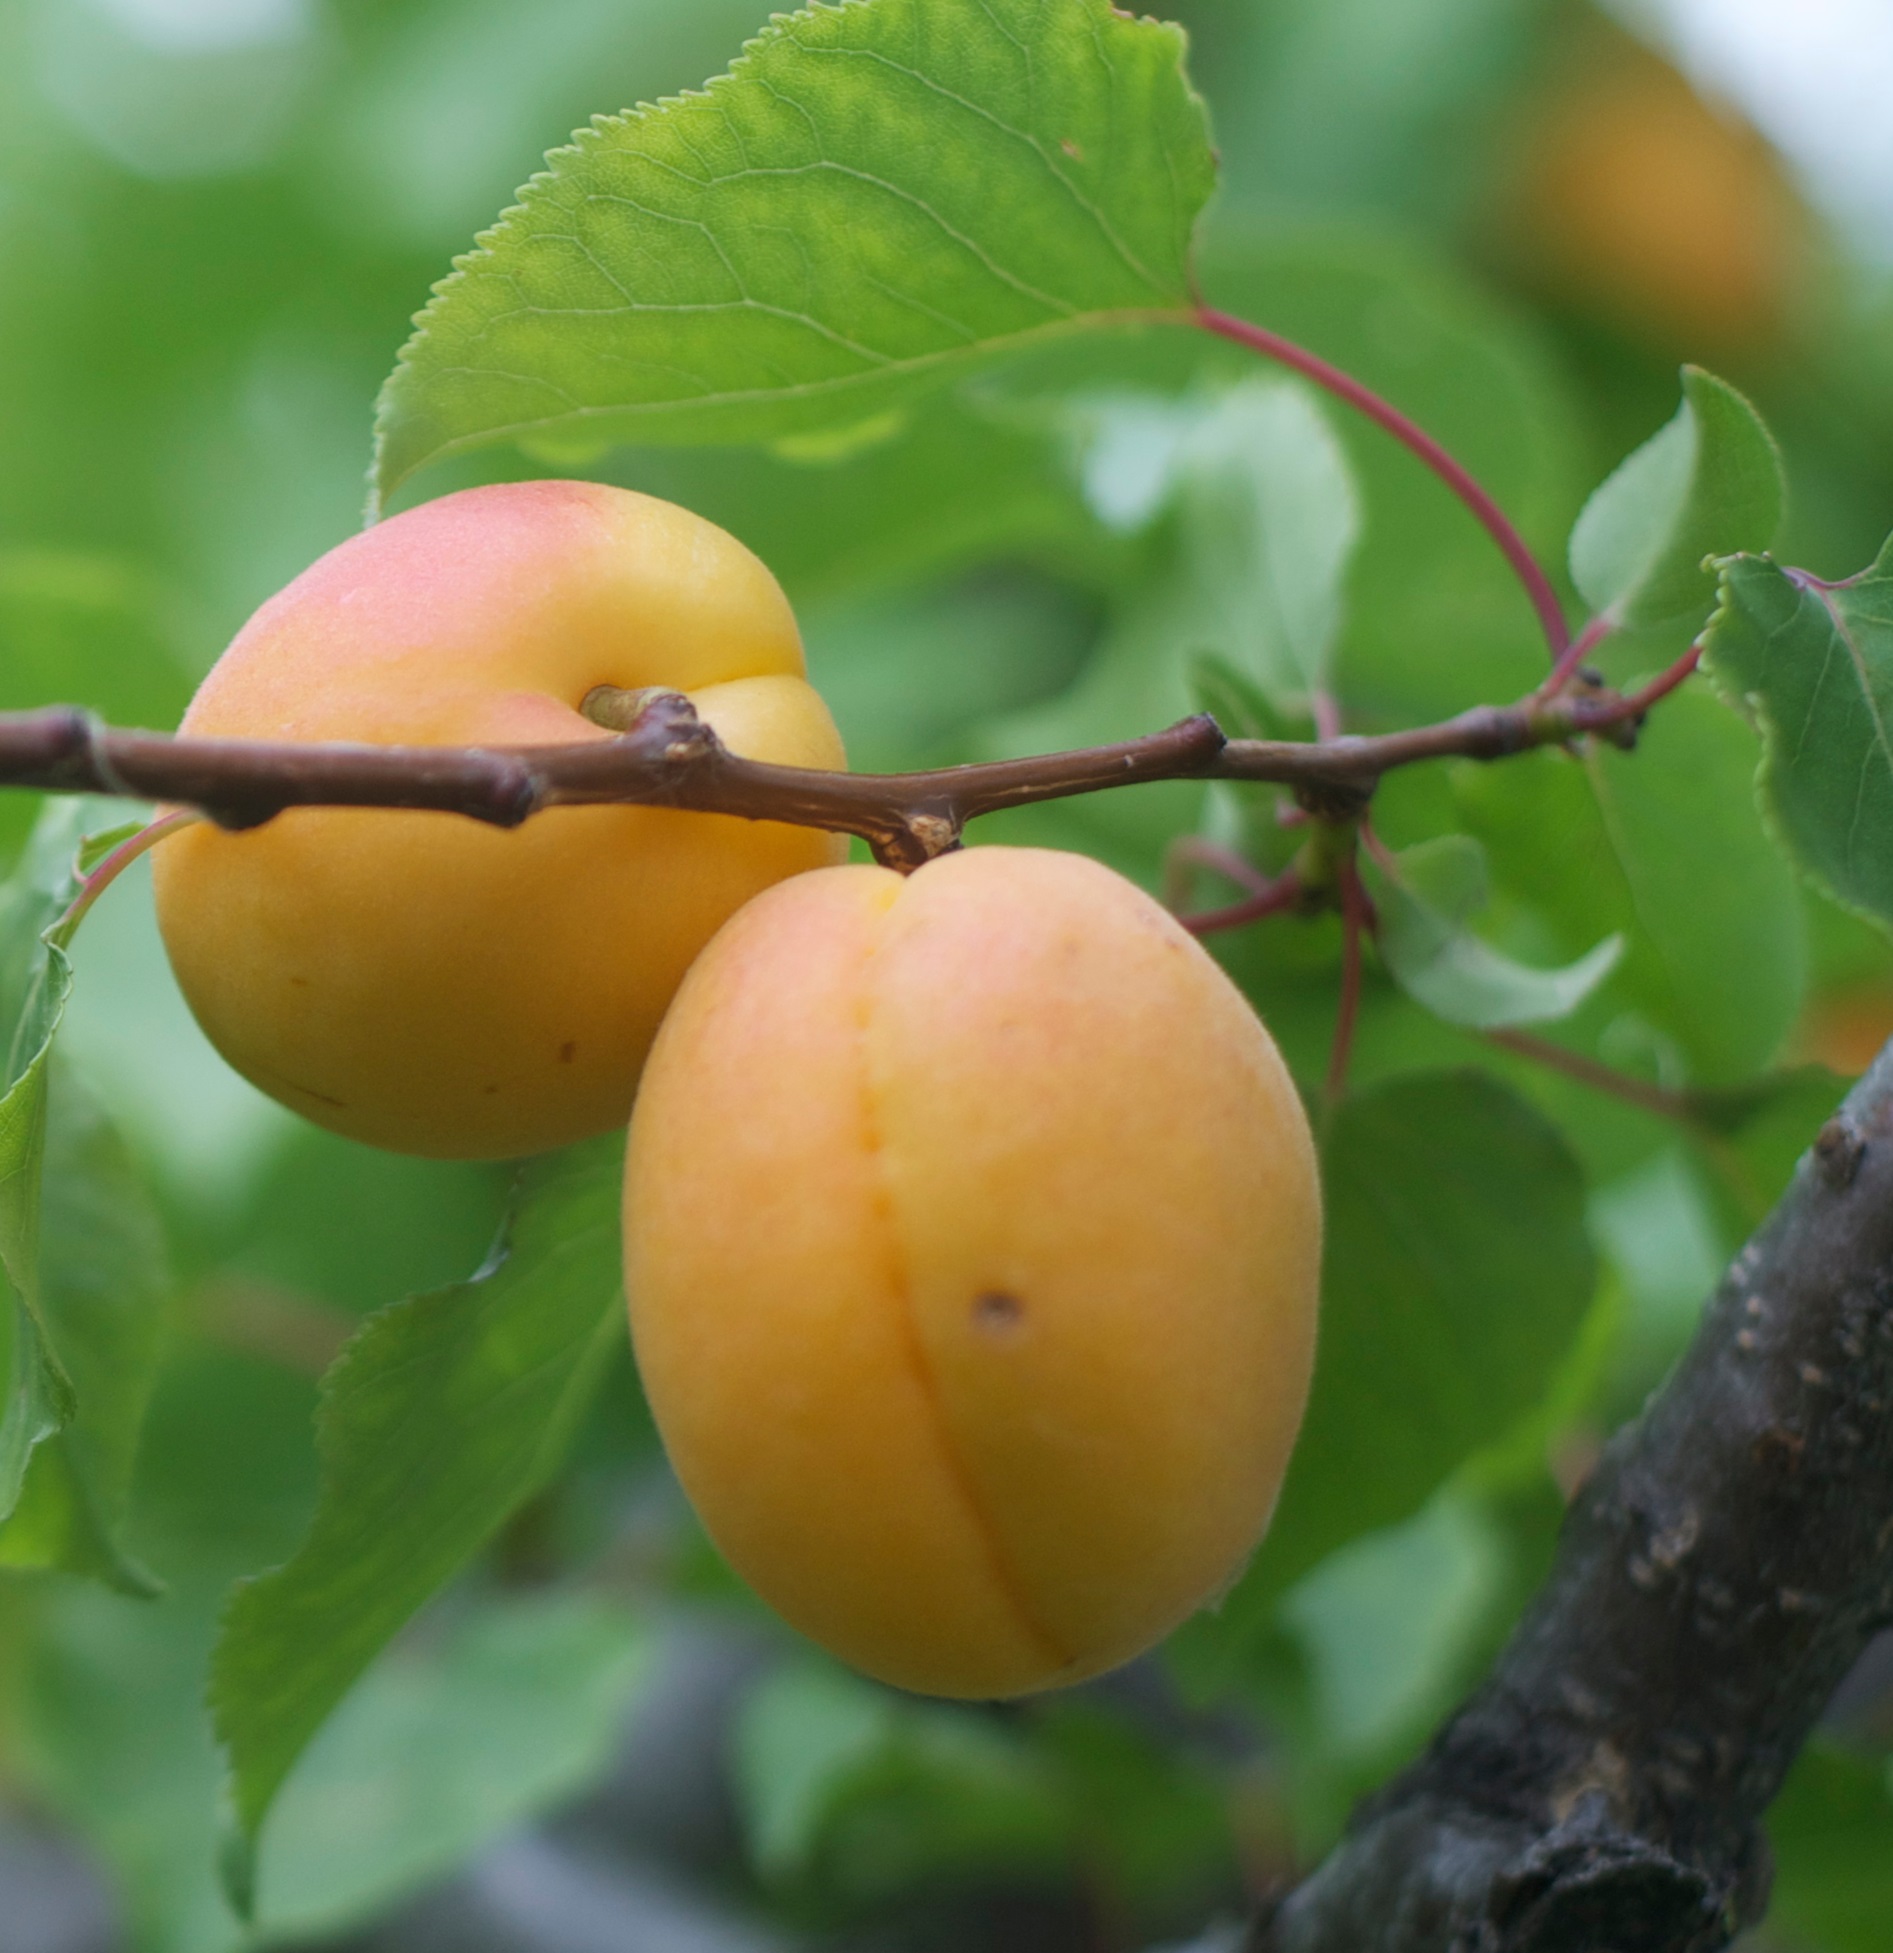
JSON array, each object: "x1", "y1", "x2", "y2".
[{"x1": 153, "y1": 481, "x2": 844, "y2": 1159}]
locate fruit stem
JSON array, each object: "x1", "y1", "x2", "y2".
[
  {"x1": 51, "y1": 808, "x2": 202, "y2": 947},
  {"x1": 1195, "y1": 304, "x2": 1572, "y2": 663},
  {"x1": 1482, "y1": 1026, "x2": 1701, "y2": 1127},
  {"x1": 1324, "y1": 853, "x2": 1369, "y2": 1112},
  {"x1": 1539, "y1": 614, "x2": 1617, "y2": 700},
  {"x1": 1163, "y1": 835, "x2": 1280, "y2": 913},
  {"x1": 1177, "y1": 867, "x2": 1304, "y2": 938},
  {"x1": 579, "y1": 684, "x2": 675, "y2": 732}
]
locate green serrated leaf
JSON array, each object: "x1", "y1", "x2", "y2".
[
  {"x1": 0, "y1": 1067, "x2": 167, "y2": 1595},
  {"x1": 209, "y1": 1135, "x2": 628, "y2": 1908},
  {"x1": 1584, "y1": 688, "x2": 1808, "y2": 1083},
  {"x1": 0, "y1": 822, "x2": 169, "y2": 1590},
  {"x1": 1703, "y1": 537, "x2": 1893, "y2": 936},
  {"x1": 0, "y1": 808, "x2": 93, "y2": 1531},
  {"x1": 1570, "y1": 366, "x2": 1783, "y2": 629},
  {"x1": 259, "y1": 1590, "x2": 654, "y2": 1941},
  {"x1": 373, "y1": 0, "x2": 1215, "y2": 504},
  {"x1": 1366, "y1": 834, "x2": 1623, "y2": 1030},
  {"x1": 1455, "y1": 691, "x2": 1806, "y2": 1086},
  {"x1": 1184, "y1": 1071, "x2": 1595, "y2": 1668},
  {"x1": 0, "y1": 806, "x2": 175, "y2": 1586}
]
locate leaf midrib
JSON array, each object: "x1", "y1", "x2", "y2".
[{"x1": 380, "y1": 307, "x2": 1186, "y2": 484}]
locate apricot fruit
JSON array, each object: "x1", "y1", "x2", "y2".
[
  {"x1": 153, "y1": 481, "x2": 844, "y2": 1160},
  {"x1": 1504, "y1": 36, "x2": 1803, "y2": 357},
  {"x1": 624, "y1": 846, "x2": 1321, "y2": 1698}
]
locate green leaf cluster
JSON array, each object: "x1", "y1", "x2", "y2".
[{"x1": 4, "y1": 1, "x2": 1893, "y2": 1949}]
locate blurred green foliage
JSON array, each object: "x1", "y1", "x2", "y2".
[{"x1": 3, "y1": 2, "x2": 1893, "y2": 1950}]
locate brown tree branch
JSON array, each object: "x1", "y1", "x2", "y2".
[
  {"x1": 1251, "y1": 1045, "x2": 1893, "y2": 1953},
  {"x1": 0, "y1": 664, "x2": 1674, "y2": 872}
]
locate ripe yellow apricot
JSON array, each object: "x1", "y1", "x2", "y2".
[
  {"x1": 1505, "y1": 39, "x2": 1804, "y2": 356},
  {"x1": 153, "y1": 481, "x2": 844, "y2": 1160},
  {"x1": 624, "y1": 846, "x2": 1321, "y2": 1698}
]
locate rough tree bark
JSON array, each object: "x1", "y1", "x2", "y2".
[{"x1": 1253, "y1": 1047, "x2": 1893, "y2": 1953}]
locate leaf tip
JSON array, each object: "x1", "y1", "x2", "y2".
[{"x1": 216, "y1": 1805, "x2": 259, "y2": 1923}]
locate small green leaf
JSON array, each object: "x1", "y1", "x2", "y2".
[
  {"x1": 209, "y1": 1136, "x2": 628, "y2": 1910},
  {"x1": 1205, "y1": 226, "x2": 1585, "y2": 724},
  {"x1": 1280, "y1": 1492, "x2": 1505, "y2": 1765},
  {"x1": 72, "y1": 821, "x2": 146, "y2": 876},
  {"x1": 0, "y1": 1068, "x2": 167, "y2": 1595},
  {"x1": 0, "y1": 808, "x2": 95, "y2": 1534},
  {"x1": 732, "y1": 1660, "x2": 1067, "y2": 1900},
  {"x1": 1703, "y1": 536, "x2": 1893, "y2": 936},
  {"x1": 1189, "y1": 1071, "x2": 1595, "y2": 1665},
  {"x1": 1366, "y1": 834, "x2": 1622, "y2": 1029},
  {"x1": 1190, "y1": 654, "x2": 1315, "y2": 746},
  {"x1": 259, "y1": 1591, "x2": 653, "y2": 1941},
  {"x1": 1457, "y1": 690, "x2": 1807, "y2": 1086},
  {"x1": 976, "y1": 377, "x2": 1359, "y2": 881},
  {"x1": 0, "y1": 809, "x2": 167, "y2": 1592},
  {"x1": 1169, "y1": 381, "x2": 1360, "y2": 709},
  {"x1": 734, "y1": 1662, "x2": 897, "y2": 1880},
  {"x1": 1585, "y1": 686, "x2": 1807, "y2": 1084},
  {"x1": 1058, "y1": 378, "x2": 1359, "y2": 711},
  {"x1": 1277, "y1": 1070, "x2": 1596, "y2": 1577},
  {"x1": 1569, "y1": 366, "x2": 1782, "y2": 629},
  {"x1": 374, "y1": 0, "x2": 1214, "y2": 503}
]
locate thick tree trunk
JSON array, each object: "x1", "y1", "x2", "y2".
[{"x1": 1253, "y1": 1047, "x2": 1893, "y2": 1953}]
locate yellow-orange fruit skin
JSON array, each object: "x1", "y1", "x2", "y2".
[
  {"x1": 1507, "y1": 42, "x2": 1803, "y2": 357},
  {"x1": 152, "y1": 480, "x2": 844, "y2": 1160},
  {"x1": 624, "y1": 847, "x2": 1321, "y2": 1699}
]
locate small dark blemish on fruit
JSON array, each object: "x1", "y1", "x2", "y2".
[
  {"x1": 483, "y1": 1084, "x2": 499, "y2": 1096},
  {"x1": 281, "y1": 1077, "x2": 345, "y2": 1108},
  {"x1": 973, "y1": 1290, "x2": 1024, "y2": 1334},
  {"x1": 558, "y1": 1040, "x2": 577, "y2": 1064}
]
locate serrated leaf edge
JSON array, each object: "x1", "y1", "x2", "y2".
[
  {"x1": 1701, "y1": 545, "x2": 1893, "y2": 941},
  {"x1": 369, "y1": 0, "x2": 1210, "y2": 511}
]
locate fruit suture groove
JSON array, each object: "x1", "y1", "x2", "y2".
[
  {"x1": 851, "y1": 933, "x2": 1075, "y2": 1678},
  {"x1": 624, "y1": 848, "x2": 1319, "y2": 1700}
]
